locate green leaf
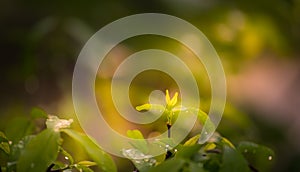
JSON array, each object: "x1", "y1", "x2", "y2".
[
  {"x1": 153, "y1": 137, "x2": 177, "y2": 149},
  {"x1": 136, "y1": 104, "x2": 152, "y2": 111},
  {"x1": 237, "y1": 141, "x2": 274, "y2": 171},
  {"x1": 5, "y1": 117, "x2": 35, "y2": 143},
  {"x1": 0, "y1": 131, "x2": 10, "y2": 154},
  {"x1": 122, "y1": 148, "x2": 156, "y2": 171},
  {"x1": 62, "y1": 129, "x2": 117, "y2": 172},
  {"x1": 220, "y1": 145, "x2": 250, "y2": 172},
  {"x1": 7, "y1": 135, "x2": 35, "y2": 172},
  {"x1": 169, "y1": 92, "x2": 178, "y2": 107},
  {"x1": 221, "y1": 137, "x2": 235, "y2": 149},
  {"x1": 148, "y1": 158, "x2": 185, "y2": 172},
  {"x1": 136, "y1": 104, "x2": 166, "y2": 112},
  {"x1": 51, "y1": 161, "x2": 68, "y2": 171},
  {"x1": 176, "y1": 144, "x2": 202, "y2": 159},
  {"x1": 183, "y1": 134, "x2": 200, "y2": 146},
  {"x1": 75, "y1": 164, "x2": 94, "y2": 172},
  {"x1": 30, "y1": 107, "x2": 47, "y2": 119},
  {"x1": 77, "y1": 160, "x2": 97, "y2": 167},
  {"x1": 127, "y1": 130, "x2": 148, "y2": 154},
  {"x1": 188, "y1": 162, "x2": 207, "y2": 172},
  {"x1": 0, "y1": 131, "x2": 9, "y2": 142},
  {"x1": 17, "y1": 129, "x2": 61, "y2": 172},
  {"x1": 165, "y1": 90, "x2": 178, "y2": 108},
  {"x1": 59, "y1": 147, "x2": 74, "y2": 165},
  {"x1": 0, "y1": 141, "x2": 10, "y2": 155},
  {"x1": 127, "y1": 130, "x2": 145, "y2": 140}
]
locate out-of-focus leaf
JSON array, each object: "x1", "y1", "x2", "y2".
[
  {"x1": 60, "y1": 147, "x2": 74, "y2": 165},
  {"x1": 0, "y1": 132, "x2": 9, "y2": 142},
  {"x1": 9, "y1": 135, "x2": 34, "y2": 161},
  {"x1": 147, "y1": 158, "x2": 185, "y2": 172},
  {"x1": 176, "y1": 144, "x2": 202, "y2": 159},
  {"x1": 237, "y1": 141, "x2": 275, "y2": 172},
  {"x1": 127, "y1": 130, "x2": 148, "y2": 154},
  {"x1": 6, "y1": 135, "x2": 35, "y2": 172},
  {"x1": 5, "y1": 117, "x2": 35, "y2": 143},
  {"x1": 153, "y1": 137, "x2": 177, "y2": 149},
  {"x1": 74, "y1": 164, "x2": 94, "y2": 172},
  {"x1": 77, "y1": 160, "x2": 97, "y2": 167},
  {"x1": 136, "y1": 104, "x2": 166, "y2": 112},
  {"x1": 122, "y1": 148, "x2": 156, "y2": 171},
  {"x1": 203, "y1": 143, "x2": 216, "y2": 151},
  {"x1": 0, "y1": 141, "x2": 10, "y2": 155},
  {"x1": 183, "y1": 134, "x2": 200, "y2": 146},
  {"x1": 136, "y1": 104, "x2": 152, "y2": 111},
  {"x1": 30, "y1": 107, "x2": 47, "y2": 119},
  {"x1": 17, "y1": 129, "x2": 61, "y2": 172},
  {"x1": 51, "y1": 161, "x2": 68, "y2": 171},
  {"x1": 202, "y1": 152, "x2": 222, "y2": 172},
  {"x1": 188, "y1": 162, "x2": 207, "y2": 172},
  {"x1": 0, "y1": 131, "x2": 10, "y2": 154},
  {"x1": 220, "y1": 145, "x2": 250, "y2": 172},
  {"x1": 221, "y1": 137, "x2": 235, "y2": 149},
  {"x1": 62, "y1": 129, "x2": 117, "y2": 172}
]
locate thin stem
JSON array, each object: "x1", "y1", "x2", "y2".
[{"x1": 167, "y1": 124, "x2": 171, "y2": 138}]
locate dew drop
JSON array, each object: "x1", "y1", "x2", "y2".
[
  {"x1": 268, "y1": 156, "x2": 273, "y2": 160},
  {"x1": 174, "y1": 149, "x2": 178, "y2": 152},
  {"x1": 64, "y1": 156, "x2": 69, "y2": 160}
]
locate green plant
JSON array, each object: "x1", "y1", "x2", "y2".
[
  {"x1": 125, "y1": 90, "x2": 274, "y2": 172},
  {"x1": 0, "y1": 90, "x2": 274, "y2": 172},
  {"x1": 0, "y1": 108, "x2": 116, "y2": 172}
]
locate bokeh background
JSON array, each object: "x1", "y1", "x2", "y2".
[{"x1": 1, "y1": 0, "x2": 300, "y2": 171}]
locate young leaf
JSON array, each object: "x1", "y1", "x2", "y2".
[
  {"x1": 17, "y1": 129, "x2": 61, "y2": 172},
  {"x1": 183, "y1": 134, "x2": 200, "y2": 146},
  {"x1": 165, "y1": 90, "x2": 178, "y2": 108},
  {"x1": 136, "y1": 104, "x2": 152, "y2": 111},
  {"x1": 62, "y1": 129, "x2": 117, "y2": 172},
  {"x1": 136, "y1": 104, "x2": 165, "y2": 112},
  {"x1": 77, "y1": 160, "x2": 97, "y2": 167},
  {"x1": 127, "y1": 130, "x2": 148, "y2": 154}
]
